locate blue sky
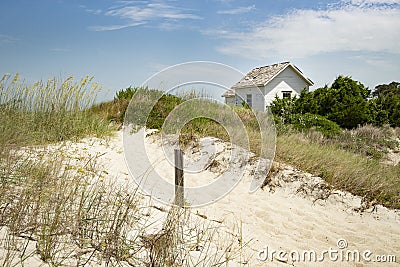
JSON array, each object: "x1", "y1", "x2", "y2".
[{"x1": 1, "y1": 0, "x2": 399, "y2": 100}]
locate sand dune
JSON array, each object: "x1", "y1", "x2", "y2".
[
  {"x1": 1, "y1": 130, "x2": 399, "y2": 266},
  {"x1": 117, "y1": 131, "x2": 400, "y2": 266}
]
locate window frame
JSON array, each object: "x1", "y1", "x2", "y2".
[
  {"x1": 246, "y1": 93, "x2": 253, "y2": 108},
  {"x1": 282, "y1": 91, "x2": 292, "y2": 99}
]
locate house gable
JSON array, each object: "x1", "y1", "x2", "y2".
[
  {"x1": 263, "y1": 64, "x2": 313, "y2": 88},
  {"x1": 223, "y1": 62, "x2": 313, "y2": 111}
]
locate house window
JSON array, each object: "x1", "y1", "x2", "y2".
[
  {"x1": 246, "y1": 94, "x2": 252, "y2": 108},
  {"x1": 282, "y1": 91, "x2": 292, "y2": 99}
]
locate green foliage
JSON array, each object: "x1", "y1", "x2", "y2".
[
  {"x1": 294, "y1": 86, "x2": 337, "y2": 117},
  {"x1": 286, "y1": 113, "x2": 342, "y2": 137},
  {"x1": 92, "y1": 87, "x2": 181, "y2": 128},
  {"x1": 369, "y1": 81, "x2": 400, "y2": 127},
  {"x1": 270, "y1": 76, "x2": 400, "y2": 130},
  {"x1": 90, "y1": 98, "x2": 130, "y2": 125},
  {"x1": 294, "y1": 76, "x2": 371, "y2": 129},
  {"x1": 115, "y1": 86, "x2": 139, "y2": 100},
  {"x1": 328, "y1": 76, "x2": 371, "y2": 128},
  {"x1": 269, "y1": 96, "x2": 297, "y2": 118},
  {"x1": 373, "y1": 81, "x2": 400, "y2": 97},
  {"x1": 147, "y1": 93, "x2": 183, "y2": 129},
  {"x1": 241, "y1": 101, "x2": 251, "y2": 109},
  {"x1": 270, "y1": 93, "x2": 341, "y2": 136},
  {"x1": 270, "y1": 76, "x2": 400, "y2": 139}
]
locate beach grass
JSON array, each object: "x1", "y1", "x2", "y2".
[
  {"x1": 0, "y1": 73, "x2": 113, "y2": 146},
  {"x1": 0, "y1": 75, "x2": 245, "y2": 266},
  {"x1": 276, "y1": 133, "x2": 400, "y2": 209}
]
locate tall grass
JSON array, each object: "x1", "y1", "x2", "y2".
[
  {"x1": 276, "y1": 133, "x2": 400, "y2": 208},
  {"x1": 0, "y1": 76, "x2": 245, "y2": 265},
  {"x1": 303, "y1": 125, "x2": 399, "y2": 160},
  {"x1": 0, "y1": 73, "x2": 115, "y2": 265},
  {"x1": 0, "y1": 148, "x2": 245, "y2": 265},
  {"x1": 0, "y1": 73, "x2": 112, "y2": 146}
]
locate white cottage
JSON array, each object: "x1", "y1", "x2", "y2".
[{"x1": 222, "y1": 62, "x2": 313, "y2": 111}]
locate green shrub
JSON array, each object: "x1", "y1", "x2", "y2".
[
  {"x1": 147, "y1": 93, "x2": 183, "y2": 129},
  {"x1": 269, "y1": 96, "x2": 297, "y2": 118},
  {"x1": 286, "y1": 113, "x2": 342, "y2": 137},
  {"x1": 369, "y1": 82, "x2": 400, "y2": 127},
  {"x1": 90, "y1": 99, "x2": 130, "y2": 125},
  {"x1": 294, "y1": 76, "x2": 371, "y2": 129},
  {"x1": 122, "y1": 88, "x2": 183, "y2": 130},
  {"x1": 115, "y1": 86, "x2": 139, "y2": 100}
]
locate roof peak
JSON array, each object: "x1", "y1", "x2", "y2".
[
  {"x1": 254, "y1": 61, "x2": 290, "y2": 70},
  {"x1": 231, "y1": 61, "x2": 313, "y2": 89}
]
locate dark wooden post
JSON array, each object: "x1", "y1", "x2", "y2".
[{"x1": 174, "y1": 149, "x2": 184, "y2": 207}]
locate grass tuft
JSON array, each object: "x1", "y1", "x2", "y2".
[{"x1": 276, "y1": 133, "x2": 400, "y2": 208}]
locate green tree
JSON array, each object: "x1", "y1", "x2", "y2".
[
  {"x1": 373, "y1": 81, "x2": 400, "y2": 97},
  {"x1": 326, "y1": 76, "x2": 371, "y2": 128},
  {"x1": 370, "y1": 81, "x2": 400, "y2": 127},
  {"x1": 294, "y1": 76, "x2": 371, "y2": 129},
  {"x1": 270, "y1": 76, "x2": 400, "y2": 129},
  {"x1": 295, "y1": 86, "x2": 335, "y2": 116},
  {"x1": 269, "y1": 95, "x2": 297, "y2": 118}
]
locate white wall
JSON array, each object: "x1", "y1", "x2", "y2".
[
  {"x1": 234, "y1": 87, "x2": 265, "y2": 111},
  {"x1": 225, "y1": 96, "x2": 236, "y2": 106},
  {"x1": 265, "y1": 66, "x2": 310, "y2": 94},
  {"x1": 264, "y1": 66, "x2": 310, "y2": 106},
  {"x1": 264, "y1": 81, "x2": 300, "y2": 106}
]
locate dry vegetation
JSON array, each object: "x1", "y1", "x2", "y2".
[
  {"x1": 0, "y1": 75, "x2": 245, "y2": 266},
  {"x1": 276, "y1": 132, "x2": 400, "y2": 208}
]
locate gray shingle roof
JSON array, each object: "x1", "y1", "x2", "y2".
[
  {"x1": 222, "y1": 89, "x2": 235, "y2": 97},
  {"x1": 231, "y1": 62, "x2": 313, "y2": 89}
]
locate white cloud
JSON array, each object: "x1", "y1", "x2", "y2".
[
  {"x1": 89, "y1": 22, "x2": 146, "y2": 31},
  {"x1": 90, "y1": 1, "x2": 201, "y2": 31},
  {"x1": 217, "y1": 5, "x2": 256, "y2": 15},
  {"x1": 0, "y1": 34, "x2": 17, "y2": 45},
  {"x1": 211, "y1": 1, "x2": 400, "y2": 59},
  {"x1": 346, "y1": 0, "x2": 400, "y2": 5},
  {"x1": 86, "y1": 9, "x2": 102, "y2": 15},
  {"x1": 211, "y1": 0, "x2": 234, "y2": 3},
  {"x1": 50, "y1": 47, "x2": 71, "y2": 53},
  {"x1": 105, "y1": 3, "x2": 201, "y2": 20}
]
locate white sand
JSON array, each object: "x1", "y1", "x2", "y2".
[
  {"x1": 114, "y1": 131, "x2": 400, "y2": 266},
  {"x1": 1, "y1": 130, "x2": 399, "y2": 266}
]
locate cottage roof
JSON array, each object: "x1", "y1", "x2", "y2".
[
  {"x1": 231, "y1": 62, "x2": 314, "y2": 89},
  {"x1": 222, "y1": 89, "x2": 235, "y2": 97}
]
